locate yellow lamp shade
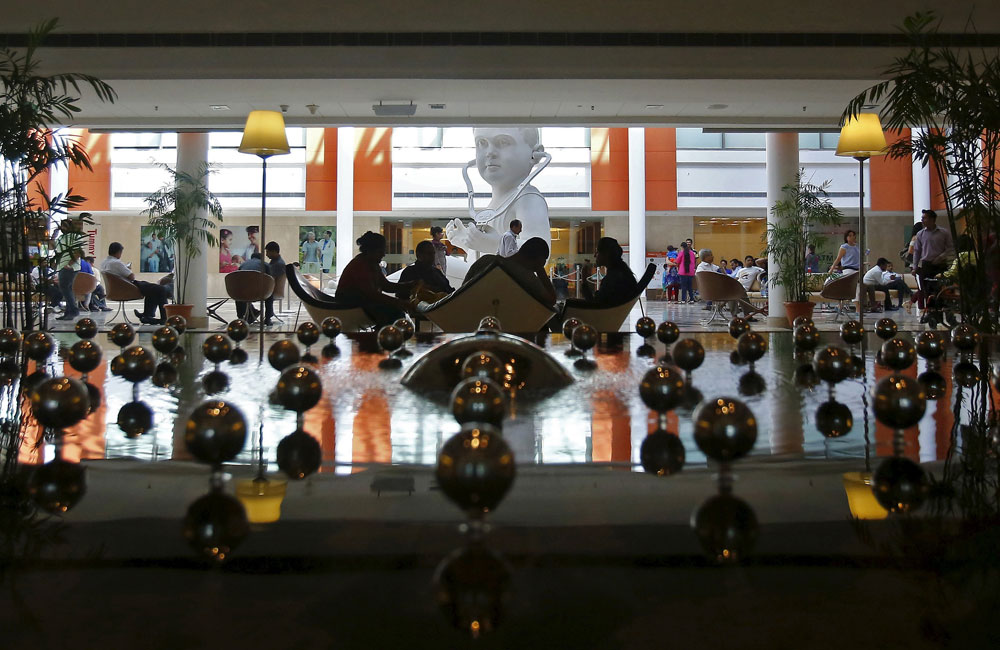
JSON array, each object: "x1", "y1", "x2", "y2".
[
  {"x1": 842, "y1": 471, "x2": 889, "y2": 520},
  {"x1": 239, "y1": 110, "x2": 290, "y2": 157},
  {"x1": 836, "y1": 113, "x2": 887, "y2": 158},
  {"x1": 236, "y1": 477, "x2": 287, "y2": 524}
]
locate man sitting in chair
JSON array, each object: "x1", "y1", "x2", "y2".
[
  {"x1": 100, "y1": 241, "x2": 173, "y2": 325},
  {"x1": 397, "y1": 240, "x2": 455, "y2": 304},
  {"x1": 699, "y1": 248, "x2": 764, "y2": 321},
  {"x1": 464, "y1": 236, "x2": 557, "y2": 308},
  {"x1": 235, "y1": 241, "x2": 285, "y2": 325},
  {"x1": 565, "y1": 237, "x2": 637, "y2": 307}
]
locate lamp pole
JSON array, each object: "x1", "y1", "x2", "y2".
[{"x1": 257, "y1": 154, "x2": 269, "y2": 362}]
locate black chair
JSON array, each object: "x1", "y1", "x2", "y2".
[
  {"x1": 560, "y1": 263, "x2": 656, "y2": 331},
  {"x1": 284, "y1": 264, "x2": 375, "y2": 331}
]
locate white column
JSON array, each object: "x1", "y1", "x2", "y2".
[
  {"x1": 911, "y1": 127, "x2": 930, "y2": 223},
  {"x1": 336, "y1": 127, "x2": 355, "y2": 277},
  {"x1": 627, "y1": 128, "x2": 646, "y2": 277},
  {"x1": 176, "y1": 132, "x2": 210, "y2": 320},
  {"x1": 765, "y1": 132, "x2": 800, "y2": 325}
]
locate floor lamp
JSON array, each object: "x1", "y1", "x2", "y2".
[{"x1": 239, "y1": 110, "x2": 290, "y2": 360}]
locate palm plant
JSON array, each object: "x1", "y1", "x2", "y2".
[
  {"x1": 764, "y1": 172, "x2": 843, "y2": 303},
  {"x1": 142, "y1": 162, "x2": 223, "y2": 305}
]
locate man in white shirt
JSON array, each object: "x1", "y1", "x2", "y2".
[
  {"x1": 498, "y1": 219, "x2": 522, "y2": 257},
  {"x1": 735, "y1": 261, "x2": 764, "y2": 292},
  {"x1": 698, "y1": 249, "x2": 764, "y2": 319},
  {"x1": 862, "y1": 257, "x2": 897, "y2": 311},
  {"x1": 100, "y1": 241, "x2": 173, "y2": 324},
  {"x1": 696, "y1": 248, "x2": 723, "y2": 273}
]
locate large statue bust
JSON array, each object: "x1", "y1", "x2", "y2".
[{"x1": 445, "y1": 127, "x2": 551, "y2": 260}]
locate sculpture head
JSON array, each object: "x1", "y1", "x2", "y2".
[{"x1": 474, "y1": 127, "x2": 543, "y2": 192}]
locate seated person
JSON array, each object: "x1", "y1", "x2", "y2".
[
  {"x1": 696, "y1": 248, "x2": 723, "y2": 273},
  {"x1": 565, "y1": 237, "x2": 637, "y2": 307},
  {"x1": 862, "y1": 257, "x2": 898, "y2": 311},
  {"x1": 235, "y1": 241, "x2": 286, "y2": 325},
  {"x1": 397, "y1": 240, "x2": 455, "y2": 303},
  {"x1": 464, "y1": 237, "x2": 557, "y2": 308},
  {"x1": 99, "y1": 242, "x2": 173, "y2": 325},
  {"x1": 937, "y1": 234, "x2": 978, "y2": 283},
  {"x1": 700, "y1": 249, "x2": 764, "y2": 320},
  {"x1": 335, "y1": 231, "x2": 413, "y2": 326},
  {"x1": 881, "y1": 261, "x2": 912, "y2": 308},
  {"x1": 78, "y1": 255, "x2": 110, "y2": 312},
  {"x1": 735, "y1": 258, "x2": 764, "y2": 292}
]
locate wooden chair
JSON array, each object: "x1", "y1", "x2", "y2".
[
  {"x1": 818, "y1": 272, "x2": 859, "y2": 321},
  {"x1": 560, "y1": 263, "x2": 656, "y2": 332},
  {"x1": 284, "y1": 264, "x2": 375, "y2": 332},
  {"x1": 101, "y1": 271, "x2": 144, "y2": 324}
]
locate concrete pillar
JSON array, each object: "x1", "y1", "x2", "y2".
[
  {"x1": 911, "y1": 127, "x2": 930, "y2": 222},
  {"x1": 627, "y1": 128, "x2": 646, "y2": 277},
  {"x1": 176, "y1": 132, "x2": 210, "y2": 325},
  {"x1": 336, "y1": 127, "x2": 355, "y2": 277},
  {"x1": 765, "y1": 132, "x2": 800, "y2": 325}
]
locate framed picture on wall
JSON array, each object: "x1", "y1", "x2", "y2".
[
  {"x1": 139, "y1": 226, "x2": 175, "y2": 273},
  {"x1": 298, "y1": 226, "x2": 335, "y2": 274},
  {"x1": 220, "y1": 225, "x2": 259, "y2": 273}
]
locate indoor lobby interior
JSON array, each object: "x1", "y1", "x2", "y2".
[{"x1": 2, "y1": 3, "x2": 1000, "y2": 649}]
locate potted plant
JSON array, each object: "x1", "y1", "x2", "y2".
[
  {"x1": 142, "y1": 162, "x2": 223, "y2": 321},
  {"x1": 764, "y1": 172, "x2": 843, "y2": 326}
]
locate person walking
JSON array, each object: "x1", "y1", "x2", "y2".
[{"x1": 676, "y1": 241, "x2": 697, "y2": 303}]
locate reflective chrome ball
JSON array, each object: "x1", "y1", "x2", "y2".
[
  {"x1": 950, "y1": 323, "x2": 980, "y2": 352},
  {"x1": 202, "y1": 369, "x2": 230, "y2": 395},
  {"x1": 639, "y1": 365, "x2": 686, "y2": 412},
  {"x1": 478, "y1": 316, "x2": 502, "y2": 333},
  {"x1": 152, "y1": 361, "x2": 178, "y2": 388},
  {"x1": 737, "y1": 370, "x2": 766, "y2": 396},
  {"x1": 229, "y1": 347, "x2": 249, "y2": 365},
  {"x1": 672, "y1": 339, "x2": 705, "y2": 372},
  {"x1": 813, "y1": 345, "x2": 852, "y2": 385},
  {"x1": 109, "y1": 354, "x2": 125, "y2": 377},
  {"x1": 23, "y1": 331, "x2": 54, "y2": 362},
  {"x1": 84, "y1": 382, "x2": 101, "y2": 415},
  {"x1": 728, "y1": 317, "x2": 750, "y2": 340},
  {"x1": 656, "y1": 321, "x2": 680, "y2": 345},
  {"x1": 202, "y1": 334, "x2": 232, "y2": 365},
  {"x1": 0, "y1": 358, "x2": 17, "y2": 386},
  {"x1": 434, "y1": 543, "x2": 510, "y2": 638},
  {"x1": 461, "y1": 351, "x2": 505, "y2": 384},
  {"x1": 693, "y1": 397, "x2": 758, "y2": 461},
  {"x1": 321, "y1": 343, "x2": 340, "y2": 359},
  {"x1": 839, "y1": 320, "x2": 864, "y2": 346},
  {"x1": 296, "y1": 321, "x2": 321, "y2": 347},
  {"x1": 117, "y1": 400, "x2": 154, "y2": 438},
  {"x1": 67, "y1": 339, "x2": 103, "y2": 374},
  {"x1": 571, "y1": 323, "x2": 598, "y2": 352},
  {"x1": 815, "y1": 399, "x2": 853, "y2": 438},
  {"x1": 166, "y1": 315, "x2": 187, "y2": 334},
  {"x1": 267, "y1": 339, "x2": 300, "y2": 371},
  {"x1": 0, "y1": 327, "x2": 22, "y2": 355},
  {"x1": 276, "y1": 365, "x2": 323, "y2": 412},
  {"x1": 119, "y1": 346, "x2": 156, "y2": 383},
  {"x1": 915, "y1": 331, "x2": 945, "y2": 360},
  {"x1": 29, "y1": 377, "x2": 91, "y2": 429},
  {"x1": 953, "y1": 361, "x2": 982, "y2": 388},
  {"x1": 917, "y1": 370, "x2": 947, "y2": 400},
  {"x1": 169, "y1": 347, "x2": 186, "y2": 366},
  {"x1": 108, "y1": 323, "x2": 135, "y2": 348},
  {"x1": 393, "y1": 318, "x2": 415, "y2": 341},
  {"x1": 377, "y1": 325, "x2": 404, "y2": 353},
  {"x1": 793, "y1": 323, "x2": 820, "y2": 351},
  {"x1": 151, "y1": 326, "x2": 179, "y2": 354},
  {"x1": 181, "y1": 490, "x2": 249, "y2": 563},
  {"x1": 276, "y1": 429, "x2": 322, "y2": 480},
  {"x1": 28, "y1": 459, "x2": 87, "y2": 514},
  {"x1": 226, "y1": 319, "x2": 249, "y2": 342},
  {"x1": 450, "y1": 378, "x2": 506, "y2": 427},
  {"x1": 74, "y1": 318, "x2": 98, "y2": 340},
  {"x1": 872, "y1": 375, "x2": 926, "y2": 429},
  {"x1": 880, "y1": 337, "x2": 916, "y2": 371},
  {"x1": 640, "y1": 429, "x2": 686, "y2": 476},
  {"x1": 184, "y1": 400, "x2": 248, "y2": 465},
  {"x1": 872, "y1": 456, "x2": 929, "y2": 514},
  {"x1": 874, "y1": 318, "x2": 897, "y2": 341},
  {"x1": 320, "y1": 316, "x2": 342, "y2": 339},
  {"x1": 561, "y1": 317, "x2": 582, "y2": 339},
  {"x1": 729, "y1": 349, "x2": 747, "y2": 366},
  {"x1": 691, "y1": 493, "x2": 759, "y2": 565},
  {"x1": 736, "y1": 331, "x2": 767, "y2": 364},
  {"x1": 635, "y1": 316, "x2": 656, "y2": 338},
  {"x1": 850, "y1": 354, "x2": 865, "y2": 379},
  {"x1": 436, "y1": 423, "x2": 515, "y2": 516},
  {"x1": 792, "y1": 316, "x2": 814, "y2": 329}
]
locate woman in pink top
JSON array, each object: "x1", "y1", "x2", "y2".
[{"x1": 675, "y1": 241, "x2": 697, "y2": 303}]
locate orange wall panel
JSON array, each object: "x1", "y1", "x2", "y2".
[
  {"x1": 27, "y1": 168, "x2": 51, "y2": 209},
  {"x1": 305, "y1": 127, "x2": 337, "y2": 210},
  {"x1": 644, "y1": 128, "x2": 677, "y2": 210},
  {"x1": 869, "y1": 128, "x2": 912, "y2": 212},
  {"x1": 591, "y1": 128, "x2": 629, "y2": 211},
  {"x1": 66, "y1": 129, "x2": 111, "y2": 211},
  {"x1": 354, "y1": 127, "x2": 392, "y2": 211}
]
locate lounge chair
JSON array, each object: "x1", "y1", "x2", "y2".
[
  {"x1": 818, "y1": 272, "x2": 859, "y2": 321},
  {"x1": 284, "y1": 264, "x2": 375, "y2": 332},
  {"x1": 100, "y1": 271, "x2": 144, "y2": 324},
  {"x1": 695, "y1": 270, "x2": 760, "y2": 325},
  {"x1": 560, "y1": 263, "x2": 656, "y2": 332}
]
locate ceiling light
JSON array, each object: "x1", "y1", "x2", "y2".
[
  {"x1": 645, "y1": 104, "x2": 664, "y2": 110},
  {"x1": 429, "y1": 103, "x2": 446, "y2": 110},
  {"x1": 707, "y1": 104, "x2": 728, "y2": 110},
  {"x1": 373, "y1": 101, "x2": 416, "y2": 117},
  {"x1": 210, "y1": 105, "x2": 230, "y2": 111}
]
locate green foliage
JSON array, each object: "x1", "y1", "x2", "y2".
[
  {"x1": 764, "y1": 172, "x2": 843, "y2": 303},
  {"x1": 142, "y1": 163, "x2": 223, "y2": 304}
]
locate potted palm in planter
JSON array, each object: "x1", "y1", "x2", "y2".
[
  {"x1": 142, "y1": 162, "x2": 223, "y2": 321},
  {"x1": 764, "y1": 172, "x2": 843, "y2": 326}
]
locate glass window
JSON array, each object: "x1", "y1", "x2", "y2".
[
  {"x1": 722, "y1": 133, "x2": 765, "y2": 149},
  {"x1": 798, "y1": 133, "x2": 821, "y2": 149},
  {"x1": 820, "y1": 132, "x2": 841, "y2": 149},
  {"x1": 676, "y1": 128, "x2": 722, "y2": 149}
]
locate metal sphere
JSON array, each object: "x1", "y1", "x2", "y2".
[
  {"x1": 184, "y1": 400, "x2": 248, "y2": 465},
  {"x1": 84, "y1": 382, "x2": 101, "y2": 414},
  {"x1": 872, "y1": 375, "x2": 927, "y2": 429},
  {"x1": 169, "y1": 347, "x2": 186, "y2": 366},
  {"x1": 656, "y1": 321, "x2": 680, "y2": 345},
  {"x1": 434, "y1": 543, "x2": 510, "y2": 638},
  {"x1": 793, "y1": 323, "x2": 820, "y2": 351},
  {"x1": 950, "y1": 323, "x2": 980, "y2": 352},
  {"x1": 953, "y1": 361, "x2": 982, "y2": 388},
  {"x1": 0, "y1": 358, "x2": 17, "y2": 386},
  {"x1": 813, "y1": 345, "x2": 853, "y2": 385},
  {"x1": 639, "y1": 365, "x2": 686, "y2": 412},
  {"x1": 320, "y1": 316, "x2": 342, "y2": 339},
  {"x1": 201, "y1": 334, "x2": 232, "y2": 364},
  {"x1": 635, "y1": 316, "x2": 656, "y2": 338},
  {"x1": 275, "y1": 365, "x2": 323, "y2": 412},
  {"x1": 691, "y1": 493, "x2": 759, "y2": 565},
  {"x1": 917, "y1": 370, "x2": 947, "y2": 400},
  {"x1": 450, "y1": 377, "x2": 507, "y2": 427},
  {"x1": 108, "y1": 323, "x2": 135, "y2": 348},
  {"x1": 478, "y1": 316, "x2": 502, "y2": 333},
  {"x1": 636, "y1": 343, "x2": 656, "y2": 358},
  {"x1": 229, "y1": 347, "x2": 249, "y2": 365},
  {"x1": 571, "y1": 323, "x2": 598, "y2": 352},
  {"x1": 22, "y1": 370, "x2": 49, "y2": 396},
  {"x1": 166, "y1": 315, "x2": 187, "y2": 334},
  {"x1": 152, "y1": 361, "x2": 178, "y2": 388},
  {"x1": 267, "y1": 339, "x2": 300, "y2": 371},
  {"x1": 880, "y1": 338, "x2": 916, "y2": 371},
  {"x1": 29, "y1": 377, "x2": 91, "y2": 429},
  {"x1": 377, "y1": 325, "x2": 404, "y2": 353},
  {"x1": 839, "y1": 320, "x2": 865, "y2": 346},
  {"x1": 639, "y1": 429, "x2": 686, "y2": 476},
  {"x1": 461, "y1": 351, "x2": 505, "y2": 383},
  {"x1": 109, "y1": 354, "x2": 125, "y2": 377},
  {"x1": 393, "y1": 318, "x2": 416, "y2": 341},
  {"x1": 680, "y1": 384, "x2": 704, "y2": 411},
  {"x1": 736, "y1": 331, "x2": 767, "y2": 363},
  {"x1": 850, "y1": 354, "x2": 865, "y2": 378},
  {"x1": 436, "y1": 423, "x2": 515, "y2": 516},
  {"x1": 28, "y1": 459, "x2": 87, "y2": 514},
  {"x1": 792, "y1": 316, "x2": 814, "y2": 329},
  {"x1": 728, "y1": 317, "x2": 750, "y2": 340},
  {"x1": 117, "y1": 400, "x2": 154, "y2": 438},
  {"x1": 0, "y1": 327, "x2": 22, "y2": 355},
  {"x1": 321, "y1": 343, "x2": 340, "y2": 359},
  {"x1": 119, "y1": 346, "x2": 156, "y2": 383},
  {"x1": 23, "y1": 331, "x2": 54, "y2": 362},
  {"x1": 672, "y1": 339, "x2": 705, "y2": 372},
  {"x1": 737, "y1": 370, "x2": 766, "y2": 396},
  {"x1": 202, "y1": 369, "x2": 230, "y2": 395},
  {"x1": 276, "y1": 429, "x2": 322, "y2": 480},
  {"x1": 296, "y1": 321, "x2": 321, "y2": 347},
  {"x1": 872, "y1": 456, "x2": 929, "y2": 514},
  {"x1": 693, "y1": 397, "x2": 758, "y2": 462},
  {"x1": 181, "y1": 490, "x2": 249, "y2": 563},
  {"x1": 74, "y1": 318, "x2": 98, "y2": 340},
  {"x1": 874, "y1": 318, "x2": 897, "y2": 341},
  {"x1": 226, "y1": 319, "x2": 249, "y2": 342},
  {"x1": 561, "y1": 317, "x2": 582, "y2": 339},
  {"x1": 67, "y1": 340, "x2": 103, "y2": 374},
  {"x1": 151, "y1": 326, "x2": 179, "y2": 354},
  {"x1": 815, "y1": 399, "x2": 853, "y2": 438},
  {"x1": 730, "y1": 349, "x2": 747, "y2": 366},
  {"x1": 915, "y1": 331, "x2": 945, "y2": 360}
]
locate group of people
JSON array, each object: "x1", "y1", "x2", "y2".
[
  {"x1": 658, "y1": 240, "x2": 767, "y2": 316},
  {"x1": 219, "y1": 226, "x2": 260, "y2": 273},
  {"x1": 299, "y1": 230, "x2": 335, "y2": 274},
  {"x1": 139, "y1": 232, "x2": 173, "y2": 273}
]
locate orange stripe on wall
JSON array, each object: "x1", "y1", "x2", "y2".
[
  {"x1": 305, "y1": 128, "x2": 337, "y2": 211},
  {"x1": 27, "y1": 168, "x2": 51, "y2": 209},
  {"x1": 354, "y1": 127, "x2": 392, "y2": 211},
  {"x1": 645, "y1": 128, "x2": 677, "y2": 211},
  {"x1": 869, "y1": 129, "x2": 912, "y2": 212},
  {"x1": 591, "y1": 128, "x2": 629, "y2": 211},
  {"x1": 66, "y1": 129, "x2": 111, "y2": 211}
]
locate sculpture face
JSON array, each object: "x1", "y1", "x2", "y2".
[{"x1": 474, "y1": 128, "x2": 535, "y2": 191}]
